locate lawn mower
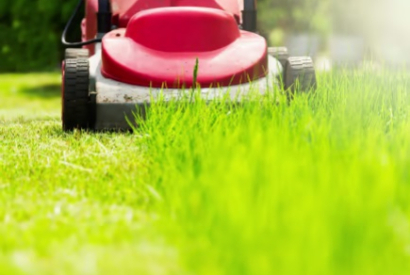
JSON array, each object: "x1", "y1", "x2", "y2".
[{"x1": 62, "y1": 0, "x2": 317, "y2": 131}]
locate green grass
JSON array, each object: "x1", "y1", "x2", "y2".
[{"x1": 1, "y1": 70, "x2": 410, "y2": 274}]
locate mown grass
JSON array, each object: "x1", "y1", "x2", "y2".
[{"x1": 1, "y1": 69, "x2": 410, "y2": 275}]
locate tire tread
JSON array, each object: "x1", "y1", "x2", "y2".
[{"x1": 62, "y1": 58, "x2": 90, "y2": 131}]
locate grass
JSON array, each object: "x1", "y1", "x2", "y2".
[{"x1": 1, "y1": 69, "x2": 410, "y2": 274}]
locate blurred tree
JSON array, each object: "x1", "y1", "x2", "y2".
[
  {"x1": 330, "y1": 0, "x2": 367, "y2": 35},
  {"x1": 0, "y1": 0, "x2": 78, "y2": 72},
  {"x1": 257, "y1": 0, "x2": 331, "y2": 44}
]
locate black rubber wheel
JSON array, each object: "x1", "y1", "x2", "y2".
[
  {"x1": 62, "y1": 58, "x2": 91, "y2": 131},
  {"x1": 65, "y1": 48, "x2": 89, "y2": 59},
  {"x1": 284, "y1": 56, "x2": 317, "y2": 94},
  {"x1": 268, "y1": 47, "x2": 289, "y2": 69}
]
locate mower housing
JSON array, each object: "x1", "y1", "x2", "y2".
[{"x1": 62, "y1": 0, "x2": 317, "y2": 131}]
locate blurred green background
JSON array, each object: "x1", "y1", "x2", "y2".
[
  {"x1": 0, "y1": 0, "x2": 409, "y2": 72},
  {"x1": 0, "y1": 1, "x2": 78, "y2": 72}
]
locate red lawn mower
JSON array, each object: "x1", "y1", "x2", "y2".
[{"x1": 62, "y1": 0, "x2": 317, "y2": 131}]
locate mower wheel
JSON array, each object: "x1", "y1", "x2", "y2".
[
  {"x1": 268, "y1": 47, "x2": 289, "y2": 69},
  {"x1": 65, "y1": 48, "x2": 89, "y2": 59},
  {"x1": 284, "y1": 57, "x2": 317, "y2": 94},
  {"x1": 62, "y1": 58, "x2": 91, "y2": 131}
]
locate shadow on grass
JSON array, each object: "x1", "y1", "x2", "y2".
[{"x1": 20, "y1": 84, "x2": 60, "y2": 99}]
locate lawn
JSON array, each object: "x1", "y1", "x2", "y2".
[{"x1": 1, "y1": 70, "x2": 410, "y2": 275}]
